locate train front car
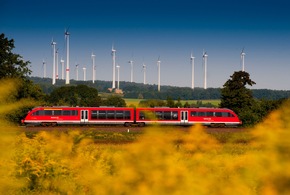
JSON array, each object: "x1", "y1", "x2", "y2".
[
  {"x1": 22, "y1": 107, "x2": 80, "y2": 126},
  {"x1": 187, "y1": 108, "x2": 242, "y2": 127}
]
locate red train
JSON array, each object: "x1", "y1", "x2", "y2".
[{"x1": 22, "y1": 106, "x2": 242, "y2": 127}]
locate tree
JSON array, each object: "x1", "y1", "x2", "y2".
[
  {"x1": 220, "y1": 71, "x2": 256, "y2": 126},
  {"x1": 166, "y1": 96, "x2": 175, "y2": 107},
  {"x1": 0, "y1": 33, "x2": 31, "y2": 79},
  {"x1": 0, "y1": 33, "x2": 45, "y2": 124},
  {"x1": 48, "y1": 85, "x2": 101, "y2": 106},
  {"x1": 104, "y1": 96, "x2": 126, "y2": 107},
  {"x1": 220, "y1": 71, "x2": 256, "y2": 111},
  {"x1": 0, "y1": 34, "x2": 44, "y2": 100}
]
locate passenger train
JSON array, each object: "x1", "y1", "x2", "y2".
[{"x1": 22, "y1": 106, "x2": 242, "y2": 127}]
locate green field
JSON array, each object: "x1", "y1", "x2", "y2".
[{"x1": 124, "y1": 98, "x2": 221, "y2": 107}]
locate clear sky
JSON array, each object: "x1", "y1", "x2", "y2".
[{"x1": 1, "y1": 0, "x2": 290, "y2": 90}]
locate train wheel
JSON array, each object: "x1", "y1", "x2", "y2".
[
  {"x1": 138, "y1": 122, "x2": 145, "y2": 127},
  {"x1": 124, "y1": 122, "x2": 131, "y2": 127}
]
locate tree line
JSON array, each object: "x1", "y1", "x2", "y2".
[
  {"x1": 1, "y1": 33, "x2": 289, "y2": 126},
  {"x1": 30, "y1": 76, "x2": 290, "y2": 101}
]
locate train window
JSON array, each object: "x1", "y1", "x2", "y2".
[
  {"x1": 163, "y1": 111, "x2": 171, "y2": 120},
  {"x1": 124, "y1": 111, "x2": 131, "y2": 119},
  {"x1": 215, "y1": 112, "x2": 222, "y2": 117},
  {"x1": 198, "y1": 112, "x2": 205, "y2": 116},
  {"x1": 215, "y1": 112, "x2": 234, "y2": 117},
  {"x1": 99, "y1": 111, "x2": 106, "y2": 119},
  {"x1": 155, "y1": 111, "x2": 163, "y2": 120},
  {"x1": 172, "y1": 111, "x2": 178, "y2": 120},
  {"x1": 44, "y1": 110, "x2": 53, "y2": 116},
  {"x1": 54, "y1": 110, "x2": 62, "y2": 116},
  {"x1": 72, "y1": 110, "x2": 78, "y2": 116},
  {"x1": 206, "y1": 112, "x2": 214, "y2": 117},
  {"x1": 91, "y1": 110, "x2": 98, "y2": 119},
  {"x1": 107, "y1": 110, "x2": 115, "y2": 119},
  {"x1": 32, "y1": 110, "x2": 43, "y2": 116},
  {"x1": 63, "y1": 110, "x2": 71, "y2": 116},
  {"x1": 139, "y1": 112, "x2": 145, "y2": 120},
  {"x1": 191, "y1": 111, "x2": 197, "y2": 117},
  {"x1": 116, "y1": 111, "x2": 124, "y2": 119}
]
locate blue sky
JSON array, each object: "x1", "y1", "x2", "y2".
[{"x1": 1, "y1": 0, "x2": 290, "y2": 90}]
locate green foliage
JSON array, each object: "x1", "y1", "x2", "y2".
[
  {"x1": 103, "y1": 95, "x2": 127, "y2": 107},
  {"x1": 48, "y1": 85, "x2": 101, "y2": 106},
  {"x1": 0, "y1": 34, "x2": 45, "y2": 124},
  {"x1": 0, "y1": 33, "x2": 31, "y2": 79},
  {"x1": 138, "y1": 99, "x2": 166, "y2": 107},
  {"x1": 220, "y1": 71, "x2": 257, "y2": 126},
  {"x1": 220, "y1": 71, "x2": 256, "y2": 112},
  {"x1": 166, "y1": 96, "x2": 175, "y2": 107},
  {"x1": 220, "y1": 71, "x2": 286, "y2": 126}
]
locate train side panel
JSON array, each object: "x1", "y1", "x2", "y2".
[
  {"x1": 23, "y1": 107, "x2": 135, "y2": 126},
  {"x1": 187, "y1": 108, "x2": 242, "y2": 126},
  {"x1": 135, "y1": 107, "x2": 181, "y2": 126}
]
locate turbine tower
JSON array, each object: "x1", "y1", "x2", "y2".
[
  {"x1": 190, "y1": 52, "x2": 195, "y2": 89},
  {"x1": 142, "y1": 62, "x2": 146, "y2": 85},
  {"x1": 51, "y1": 39, "x2": 56, "y2": 85},
  {"x1": 91, "y1": 52, "x2": 96, "y2": 83},
  {"x1": 75, "y1": 64, "x2": 79, "y2": 81},
  {"x1": 56, "y1": 49, "x2": 59, "y2": 80},
  {"x1": 157, "y1": 56, "x2": 161, "y2": 92},
  {"x1": 241, "y1": 48, "x2": 245, "y2": 72},
  {"x1": 116, "y1": 64, "x2": 120, "y2": 89},
  {"x1": 65, "y1": 28, "x2": 70, "y2": 84},
  {"x1": 111, "y1": 45, "x2": 116, "y2": 89},
  {"x1": 202, "y1": 51, "x2": 208, "y2": 90},
  {"x1": 128, "y1": 59, "x2": 133, "y2": 82},
  {"x1": 42, "y1": 60, "x2": 46, "y2": 78},
  {"x1": 60, "y1": 58, "x2": 64, "y2": 80},
  {"x1": 83, "y1": 66, "x2": 86, "y2": 81}
]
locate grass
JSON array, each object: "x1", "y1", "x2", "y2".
[{"x1": 124, "y1": 98, "x2": 221, "y2": 107}]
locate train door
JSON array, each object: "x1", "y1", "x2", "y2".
[
  {"x1": 81, "y1": 110, "x2": 89, "y2": 123},
  {"x1": 180, "y1": 111, "x2": 188, "y2": 124}
]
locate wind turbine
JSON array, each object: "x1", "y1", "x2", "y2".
[
  {"x1": 142, "y1": 62, "x2": 146, "y2": 85},
  {"x1": 241, "y1": 48, "x2": 245, "y2": 72},
  {"x1": 111, "y1": 45, "x2": 116, "y2": 89},
  {"x1": 60, "y1": 58, "x2": 64, "y2": 80},
  {"x1": 190, "y1": 52, "x2": 195, "y2": 89},
  {"x1": 65, "y1": 28, "x2": 70, "y2": 84},
  {"x1": 202, "y1": 51, "x2": 208, "y2": 90},
  {"x1": 91, "y1": 52, "x2": 96, "y2": 83},
  {"x1": 42, "y1": 60, "x2": 46, "y2": 78},
  {"x1": 83, "y1": 66, "x2": 86, "y2": 81},
  {"x1": 75, "y1": 64, "x2": 79, "y2": 81},
  {"x1": 56, "y1": 49, "x2": 59, "y2": 80},
  {"x1": 116, "y1": 64, "x2": 120, "y2": 89},
  {"x1": 51, "y1": 39, "x2": 56, "y2": 85},
  {"x1": 157, "y1": 56, "x2": 161, "y2": 92},
  {"x1": 128, "y1": 59, "x2": 133, "y2": 82}
]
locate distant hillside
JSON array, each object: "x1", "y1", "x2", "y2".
[{"x1": 29, "y1": 77, "x2": 290, "y2": 100}]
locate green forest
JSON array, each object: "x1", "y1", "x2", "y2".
[{"x1": 30, "y1": 76, "x2": 290, "y2": 100}]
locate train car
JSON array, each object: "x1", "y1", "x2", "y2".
[
  {"x1": 135, "y1": 107, "x2": 181, "y2": 126},
  {"x1": 135, "y1": 107, "x2": 242, "y2": 127},
  {"x1": 186, "y1": 108, "x2": 242, "y2": 127},
  {"x1": 22, "y1": 106, "x2": 241, "y2": 127},
  {"x1": 22, "y1": 106, "x2": 135, "y2": 126}
]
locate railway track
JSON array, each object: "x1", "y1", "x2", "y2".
[{"x1": 20, "y1": 125, "x2": 246, "y2": 133}]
